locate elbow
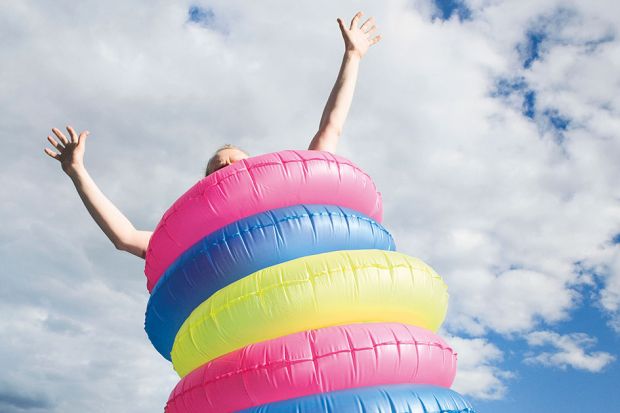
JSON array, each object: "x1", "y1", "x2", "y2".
[
  {"x1": 309, "y1": 125, "x2": 341, "y2": 153},
  {"x1": 113, "y1": 233, "x2": 150, "y2": 259},
  {"x1": 113, "y1": 235, "x2": 132, "y2": 252},
  {"x1": 113, "y1": 239, "x2": 127, "y2": 252}
]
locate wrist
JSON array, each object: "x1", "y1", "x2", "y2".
[
  {"x1": 66, "y1": 163, "x2": 86, "y2": 180},
  {"x1": 344, "y1": 50, "x2": 362, "y2": 61}
]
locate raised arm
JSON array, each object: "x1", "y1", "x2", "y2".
[
  {"x1": 308, "y1": 11, "x2": 382, "y2": 153},
  {"x1": 44, "y1": 126, "x2": 152, "y2": 259}
]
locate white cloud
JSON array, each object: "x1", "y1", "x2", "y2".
[
  {"x1": 0, "y1": 254, "x2": 178, "y2": 412},
  {"x1": 575, "y1": 243, "x2": 620, "y2": 332},
  {"x1": 381, "y1": 0, "x2": 620, "y2": 340},
  {"x1": 449, "y1": 335, "x2": 514, "y2": 400},
  {"x1": 446, "y1": 269, "x2": 577, "y2": 335},
  {"x1": 598, "y1": 249, "x2": 620, "y2": 323},
  {"x1": 524, "y1": 330, "x2": 616, "y2": 372}
]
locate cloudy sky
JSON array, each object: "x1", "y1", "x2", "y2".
[{"x1": 1, "y1": 0, "x2": 619, "y2": 412}]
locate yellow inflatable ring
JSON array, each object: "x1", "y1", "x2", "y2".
[{"x1": 171, "y1": 249, "x2": 448, "y2": 377}]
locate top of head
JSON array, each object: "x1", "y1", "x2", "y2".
[{"x1": 205, "y1": 144, "x2": 250, "y2": 176}]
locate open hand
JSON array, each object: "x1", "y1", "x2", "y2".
[
  {"x1": 44, "y1": 125, "x2": 90, "y2": 176},
  {"x1": 337, "y1": 11, "x2": 382, "y2": 59}
]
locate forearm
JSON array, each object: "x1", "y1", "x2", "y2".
[
  {"x1": 309, "y1": 11, "x2": 381, "y2": 153},
  {"x1": 318, "y1": 51, "x2": 361, "y2": 133},
  {"x1": 68, "y1": 165, "x2": 148, "y2": 256}
]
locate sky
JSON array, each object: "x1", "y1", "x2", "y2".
[{"x1": 0, "y1": 0, "x2": 619, "y2": 412}]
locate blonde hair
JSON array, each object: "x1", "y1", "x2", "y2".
[{"x1": 204, "y1": 144, "x2": 248, "y2": 176}]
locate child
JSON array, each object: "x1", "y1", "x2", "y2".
[{"x1": 43, "y1": 11, "x2": 381, "y2": 260}]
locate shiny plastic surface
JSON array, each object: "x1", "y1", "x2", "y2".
[
  {"x1": 241, "y1": 384, "x2": 475, "y2": 413},
  {"x1": 171, "y1": 250, "x2": 448, "y2": 377},
  {"x1": 144, "y1": 150, "x2": 384, "y2": 291},
  {"x1": 165, "y1": 322, "x2": 457, "y2": 413},
  {"x1": 146, "y1": 204, "x2": 395, "y2": 360}
]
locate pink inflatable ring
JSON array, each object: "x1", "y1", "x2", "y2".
[
  {"x1": 144, "y1": 150, "x2": 383, "y2": 291},
  {"x1": 165, "y1": 322, "x2": 457, "y2": 413}
]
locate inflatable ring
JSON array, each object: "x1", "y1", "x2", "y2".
[
  {"x1": 145, "y1": 150, "x2": 383, "y2": 291},
  {"x1": 146, "y1": 204, "x2": 395, "y2": 360},
  {"x1": 165, "y1": 322, "x2": 457, "y2": 413},
  {"x1": 171, "y1": 250, "x2": 449, "y2": 377},
  {"x1": 239, "y1": 384, "x2": 475, "y2": 413}
]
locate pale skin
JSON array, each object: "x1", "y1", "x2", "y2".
[{"x1": 44, "y1": 11, "x2": 381, "y2": 260}]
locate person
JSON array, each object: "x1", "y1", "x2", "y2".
[{"x1": 43, "y1": 11, "x2": 382, "y2": 260}]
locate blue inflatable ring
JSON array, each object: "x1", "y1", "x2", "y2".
[
  {"x1": 145, "y1": 204, "x2": 395, "y2": 360},
  {"x1": 240, "y1": 384, "x2": 475, "y2": 413}
]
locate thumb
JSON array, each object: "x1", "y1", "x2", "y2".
[
  {"x1": 337, "y1": 17, "x2": 346, "y2": 32},
  {"x1": 78, "y1": 130, "x2": 90, "y2": 145}
]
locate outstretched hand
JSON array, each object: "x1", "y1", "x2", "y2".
[
  {"x1": 337, "y1": 11, "x2": 382, "y2": 59},
  {"x1": 44, "y1": 125, "x2": 90, "y2": 176}
]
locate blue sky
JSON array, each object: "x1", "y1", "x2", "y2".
[
  {"x1": 1, "y1": 0, "x2": 619, "y2": 412},
  {"x1": 474, "y1": 297, "x2": 620, "y2": 412}
]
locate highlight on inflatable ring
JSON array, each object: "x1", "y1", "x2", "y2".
[
  {"x1": 165, "y1": 323, "x2": 457, "y2": 413},
  {"x1": 141, "y1": 150, "x2": 475, "y2": 412},
  {"x1": 146, "y1": 204, "x2": 395, "y2": 360}
]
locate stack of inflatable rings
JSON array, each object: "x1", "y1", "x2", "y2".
[{"x1": 144, "y1": 150, "x2": 476, "y2": 413}]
